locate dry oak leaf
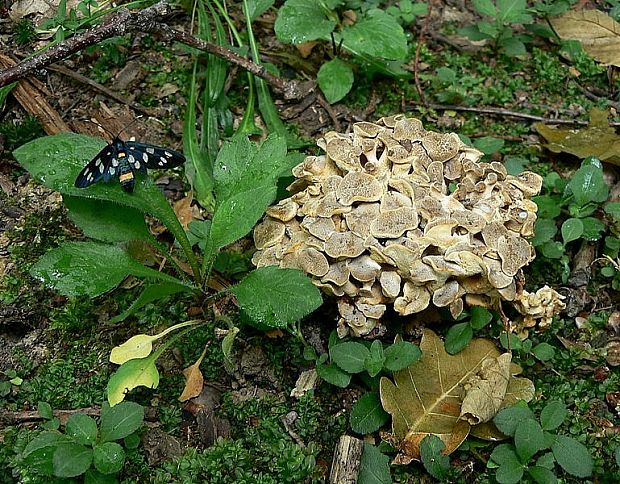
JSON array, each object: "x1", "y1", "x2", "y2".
[
  {"x1": 380, "y1": 329, "x2": 533, "y2": 462},
  {"x1": 551, "y1": 10, "x2": 620, "y2": 67},
  {"x1": 535, "y1": 108, "x2": 620, "y2": 165}
]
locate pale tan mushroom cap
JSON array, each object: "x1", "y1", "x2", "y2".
[{"x1": 253, "y1": 116, "x2": 557, "y2": 335}]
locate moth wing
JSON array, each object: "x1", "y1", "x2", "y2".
[
  {"x1": 74, "y1": 144, "x2": 114, "y2": 188},
  {"x1": 126, "y1": 141, "x2": 186, "y2": 169}
]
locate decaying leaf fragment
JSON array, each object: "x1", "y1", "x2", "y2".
[
  {"x1": 379, "y1": 329, "x2": 534, "y2": 463},
  {"x1": 551, "y1": 10, "x2": 620, "y2": 67},
  {"x1": 535, "y1": 108, "x2": 620, "y2": 165}
]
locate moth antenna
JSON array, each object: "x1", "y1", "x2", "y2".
[
  {"x1": 116, "y1": 115, "x2": 145, "y2": 140},
  {"x1": 89, "y1": 119, "x2": 115, "y2": 140}
]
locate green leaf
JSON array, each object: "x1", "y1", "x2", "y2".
[
  {"x1": 358, "y1": 444, "x2": 391, "y2": 484},
  {"x1": 184, "y1": 61, "x2": 216, "y2": 212},
  {"x1": 501, "y1": 37, "x2": 527, "y2": 57},
  {"x1": 469, "y1": 306, "x2": 493, "y2": 330},
  {"x1": 498, "y1": 0, "x2": 532, "y2": 23},
  {"x1": 0, "y1": 82, "x2": 16, "y2": 110},
  {"x1": 445, "y1": 322, "x2": 473, "y2": 354},
  {"x1": 316, "y1": 362, "x2": 351, "y2": 388},
  {"x1": 38, "y1": 401, "x2": 53, "y2": 420},
  {"x1": 420, "y1": 435, "x2": 450, "y2": 480},
  {"x1": 13, "y1": 133, "x2": 199, "y2": 280},
  {"x1": 364, "y1": 340, "x2": 385, "y2": 377},
  {"x1": 53, "y1": 442, "x2": 93, "y2": 478},
  {"x1": 567, "y1": 165, "x2": 609, "y2": 207},
  {"x1": 530, "y1": 219, "x2": 558, "y2": 246},
  {"x1": 93, "y1": 442, "x2": 125, "y2": 474},
  {"x1": 107, "y1": 356, "x2": 160, "y2": 406},
  {"x1": 436, "y1": 67, "x2": 457, "y2": 83},
  {"x1": 551, "y1": 435, "x2": 593, "y2": 477},
  {"x1": 66, "y1": 414, "x2": 98, "y2": 446},
  {"x1": 580, "y1": 217, "x2": 606, "y2": 241},
  {"x1": 31, "y1": 241, "x2": 191, "y2": 297},
  {"x1": 222, "y1": 326, "x2": 240, "y2": 367},
  {"x1": 64, "y1": 196, "x2": 152, "y2": 243},
  {"x1": 528, "y1": 466, "x2": 558, "y2": 484},
  {"x1": 233, "y1": 266, "x2": 322, "y2": 330},
  {"x1": 99, "y1": 401, "x2": 144, "y2": 442},
  {"x1": 536, "y1": 451, "x2": 555, "y2": 469},
  {"x1": 342, "y1": 9, "x2": 408, "y2": 61},
  {"x1": 210, "y1": 185, "x2": 277, "y2": 249},
  {"x1": 531, "y1": 343, "x2": 555, "y2": 362},
  {"x1": 491, "y1": 445, "x2": 524, "y2": 484},
  {"x1": 540, "y1": 401, "x2": 567, "y2": 431},
  {"x1": 473, "y1": 0, "x2": 497, "y2": 17},
  {"x1": 274, "y1": 0, "x2": 336, "y2": 44},
  {"x1": 540, "y1": 241, "x2": 564, "y2": 259},
  {"x1": 213, "y1": 134, "x2": 291, "y2": 203},
  {"x1": 84, "y1": 468, "x2": 118, "y2": 484},
  {"x1": 533, "y1": 195, "x2": 562, "y2": 219},
  {"x1": 561, "y1": 218, "x2": 584, "y2": 244},
  {"x1": 110, "y1": 282, "x2": 190, "y2": 323},
  {"x1": 514, "y1": 419, "x2": 546, "y2": 462},
  {"x1": 494, "y1": 404, "x2": 535, "y2": 437},
  {"x1": 473, "y1": 136, "x2": 505, "y2": 154},
  {"x1": 317, "y1": 58, "x2": 354, "y2": 104},
  {"x1": 21, "y1": 431, "x2": 69, "y2": 476},
  {"x1": 350, "y1": 392, "x2": 389, "y2": 434},
  {"x1": 246, "y1": 0, "x2": 274, "y2": 21},
  {"x1": 383, "y1": 341, "x2": 421, "y2": 371},
  {"x1": 605, "y1": 201, "x2": 620, "y2": 219},
  {"x1": 330, "y1": 342, "x2": 370, "y2": 374},
  {"x1": 615, "y1": 445, "x2": 620, "y2": 466},
  {"x1": 124, "y1": 433, "x2": 141, "y2": 450},
  {"x1": 504, "y1": 156, "x2": 526, "y2": 175}
]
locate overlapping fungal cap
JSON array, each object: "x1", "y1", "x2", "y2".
[{"x1": 252, "y1": 115, "x2": 555, "y2": 336}]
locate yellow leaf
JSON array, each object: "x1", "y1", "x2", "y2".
[
  {"x1": 107, "y1": 356, "x2": 160, "y2": 406},
  {"x1": 551, "y1": 10, "x2": 620, "y2": 67},
  {"x1": 109, "y1": 320, "x2": 202, "y2": 365},
  {"x1": 110, "y1": 334, "x2": 157, "y2": 365}
]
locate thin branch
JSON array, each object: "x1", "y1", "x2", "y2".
[
  {"x1": 48, "y1": 64, "x2": 156, "y2": 116},
  {"x1": 0, "y1": 1, "x2": 311, "y2": 100}
]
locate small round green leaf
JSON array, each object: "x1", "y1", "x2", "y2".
[
  {"x1": 358, "y1": 444, "x2": 391, "y2": 484},
  {"x1": 494, "y1": 404, "x2": 535, "y2": 437},
  {"x1": 551, "y1": 435, "x2": 593, "y2": 477},
  {"x1": 445, "y1": 322, "x2": 473, "y2": 354},
  {"x1": 317, "y1": 58, "x2": 354, "y2": 104},
  {"x1": 561, "y1": 218, "x2": 584, "y2": 245},
  {"x1": 93, "y1": 442, "x2": 125, "y2": 474},
  {"x1": 420, "y1": 435, "x2": 450, "y2": 480},
  {"x1": 383, "y1": 341, "x2": 421, "y2": 371},
  {"x1": 514, "y1": 419, "x2": 546, "y2": 462},
  {"x1": 528, "y1": 466, "x2": 558, "y2": 484},
  {"x1": 316, "y1": 362, "x2": 351, "y2": 388},
  {"x1": 540, "y1": 401, "x2": 567, "y2": 431},
  {"x1": 66, "y1": 414, "x2": 98, "y2": 446},
  {"x1": 53, "y1": 442, "x2": 93, "y2": 478},
  {"x1": 330, "y1": 342, "x2": 370, "y2": 374},
  {"x1": 274, "y1": 0, "x2": 336, "y2": 44},
  {"x1": 350, "y1": 392, "x2": 389, "y2": 435},
  {"x1": 469, "y1": 306, "x2": 493, "y2": 329},
  {"x1": 99, "y1": 401, "x2": 145, "y2": 442},
  {"x1": 531, "y1": 343, "x2": 555, "y2": 362}
]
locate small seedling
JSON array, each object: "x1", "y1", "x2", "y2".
[
  {"x1": 488, "y1": 401, "x2": 593, "y2": 483},
  {"x1": 18, "y1": 401, "x2": 144, "y2": 481}
]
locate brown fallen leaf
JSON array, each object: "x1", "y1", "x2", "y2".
[
  {"x1": 178, "y1": 345, "x2": 208, "y2": 402},
  {"x1": 173, "y1": 191, "x2": 200, "y2": 230},
  {"x1": 551, "y1": 10, "x2": 620, "y2": 67},
  {"x1": 460, "y1": 353, "x2": 512, "y2": 425},
  {"x1": 535, "y1": 108, "x2": 620, "y2": 165},
  {"x1": 380, "y1": 329, "x2": 533, "y2": 462}
]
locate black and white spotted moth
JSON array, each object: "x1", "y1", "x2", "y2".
[{"x1": 75, "y1": 138, "x2": 185, "y2": 192}]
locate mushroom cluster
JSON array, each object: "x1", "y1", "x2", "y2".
[{"x1": 252, "y1": 115, "x2": 562, "y2": 336}]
